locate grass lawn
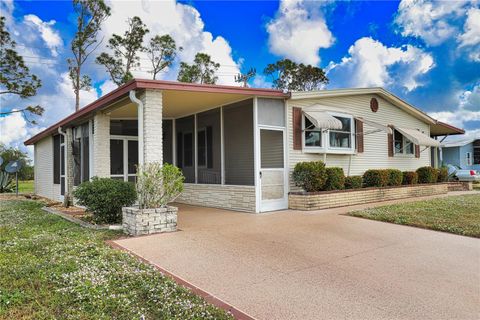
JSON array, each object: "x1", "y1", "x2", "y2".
[
  {"x1": 349, "y1": 194, "x2": 480, "y2": 238},
  {"x1": 0, "y1": 199, "x2": 232, "y2": 319},
  {"x1": 17, "y1": 180, "x2": 34, "y2": 194}
]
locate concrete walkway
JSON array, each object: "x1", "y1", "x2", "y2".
[{"x1": 114, "y1": 192, "x2": 480, "y2": 320}]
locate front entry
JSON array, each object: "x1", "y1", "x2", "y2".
[{"x1": 259, "y1": 128, "x2": 287, "y2": 212}]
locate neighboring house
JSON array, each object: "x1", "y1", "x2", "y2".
[
  {"x1": 441, "y1": 139, "x2": 480, "y2": 170},
  {"x1": 24, "y1": 79, "x2": 464, "y2": 213}
]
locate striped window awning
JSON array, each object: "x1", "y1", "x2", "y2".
[
  {"x1": 395, "y1": 127, "x2": 440, "y2": 147},
  {"x1": 303, "y1": 110, "x2": 343, "y2": 130}
]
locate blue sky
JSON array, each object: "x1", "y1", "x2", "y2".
[{"x1": 1, "y1": 0, "x2": 479, "y2": 155}]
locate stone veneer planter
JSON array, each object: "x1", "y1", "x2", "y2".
[
  {"x1": 289, "y1": 183, "x2": 450, "y2": 211},
  {"x1": 122, "y1": 206, "x2": 177, "y2": 236}
]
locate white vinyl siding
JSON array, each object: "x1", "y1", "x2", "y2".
[
  {"x1": 287, "y1": 94, "x2": 431, "y2": 191},
  {"x1": 34, "y1": 136, "x2": 62, "y2": 201}
]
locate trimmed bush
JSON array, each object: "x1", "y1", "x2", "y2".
[
  {"x1": 437, "y1": 167, "x2": 449, "y2": 182},
  {"x1": 363, "y1": 169, "x2": 389, "y2": 187},
  {"x1": 293, "y1": 161, "x2": 327, "y2": 192},
  {"x1": 416, "y1": 166, "x2": 438, "y2": 184},
  {"x1": 324, "y1": 167, "x2": 345, "y2": 190},
  {"x1": 386, "y1": 169, "x2": 403, "y2": 186},
  {"x1": 345, "y1": 176, "x2": 363, "y2": 189},
  {"x1": 402, "y1": 171, "x2": 418, "y2": 185},
  {"x1": 73, "y1": 177, "x2": 137, "y2": 224}
]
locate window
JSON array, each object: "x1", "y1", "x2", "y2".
[
  {"x1": 329, "y1": 116, "x2": 352, "y2": 148},
  {"x1": 466, "y1": 152, "x2": 472, "y2": 166},
  {"x1": 304, "y1": 117, "x2": 322, "y2": 147},
  {"x1": 393, "y1": 129, "x2": 414, "y2": 155},
  {"x1": 474, "y1": 140, "x2": 480, "y2": 165},
  {"x1": 110, "y1": 138, "x2": 138, "y2": 182},
  {"x1": 302, "y1": 112, "x2": 354, "y2": 152},
  {"x1": 197, "y1": 126, "x2": 213, "y2": 168}
]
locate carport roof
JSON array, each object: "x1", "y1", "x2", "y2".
[{"x1": 24, "y1": 79, "x2": 289, "y2": 145}]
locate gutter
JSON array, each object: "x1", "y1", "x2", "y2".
[{"x1": 129, "y1": 90, "x2": 144, "y2": 166}]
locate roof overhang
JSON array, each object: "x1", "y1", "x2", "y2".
[
  {"x1": 24, "y1": 79, "x2": 289, "y2": 145},
  {"x1": 430, "y1": 121, "x2": 465, "y2": 136}
]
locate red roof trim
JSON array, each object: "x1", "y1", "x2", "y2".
[{"x1": 24, "y1": 79, "x2": 288, "y2": 145}]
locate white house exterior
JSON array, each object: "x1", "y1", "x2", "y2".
[{"x1": 25, "y1": 79, "x2": 464, "y2": 213}]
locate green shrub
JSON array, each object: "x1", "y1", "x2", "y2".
[
  {"x1": 386, "y1": 169, "x2": 403, "y2": 186},
  {"x1": 345, "y1": 176, "x2": 363, "y2": 189},
  {"x1": 73, "y1": 177, "x2": 136, "y2": 224},
  {"x1": 363, "y1": 169, "x2": 389, "y2": 187},
  {"x1": 136, "y1": 162, "x2": 185, "y2": 209},
  {"x1": 324, "y1": 167, "x2": 345, "y2": 190},
  {"x1": 293, "y1": 161, "x2": 327, "y2": 192},
  {"x1": 437, "y1": 167, "x2": 449, "y2": 182},
  {"x1": 402, "y1": 171, "x2": 418, "y2": 185},
  {"x1": 416, "y1": 166, "x2": 438, "y2": 184}
]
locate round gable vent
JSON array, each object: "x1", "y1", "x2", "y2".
[{"x1": 370, "y1": 98, "x2": 379, "y2": 112}]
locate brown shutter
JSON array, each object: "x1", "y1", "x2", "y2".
[
  {"x1": 355, "y1": 119, "x2": 364, "y2": 153},
  {"x1": 293, "y1": 107, "x2": 302, "y2": 150},
  {"x1": 387, "y1": 126, "x2": 394, "y2": 157},
  {"x1": 415, "y1": 145, "x2": 420, "y2": 158}
]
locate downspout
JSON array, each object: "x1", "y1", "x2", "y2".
[{"x1": 129, "y1": 90, "x2": 144, "y2": 167}]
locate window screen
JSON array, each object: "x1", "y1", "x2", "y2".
[
  {"x1": 110, "y1": 120, "x2": 138, "y2": 136},
  {"x1": 224, "y1": 99, "x2": 254, "y2": 185},
  {"x1": 53, "y1": 135, "x2": 60, "y2": 184},
  {"x1": 163, "y1": 120, "x2": 173, "y2": 164},
  {"x1": 175, "y1": 116, "x2": 195, "y2": 183},
  {"x1": 110, "y1": 139, "x2": 124, "y2": 175},
  {"x1": 257, "y1": 98, "x2": 285, "y2": 127},
  {"x1": 197, "y1": 108, "x2": 221, "y2": 184}
]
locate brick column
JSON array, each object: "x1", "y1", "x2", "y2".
[
  {"x1": 65, "y1": 127, "x2": 74, "y2": 203},
  {"x1": 140, "y1": 89, "x2": 163, "y2": 164},
  {"x1": 93, "y1": 112, "x2": 110, "y2": 177}
]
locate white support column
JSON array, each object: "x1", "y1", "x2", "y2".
[
  {"x1": 253, "y1": 97, "x2": 260, "y2": 213},
  {"x1": 93, "y1": 112, "x2": 110, "y2": 177},
  {"x1": 220, "y1": 106, "x2": 225, "y2": 185},
  {"x1": 140, "y1": 89, "x2": 163, "y2": 164}
]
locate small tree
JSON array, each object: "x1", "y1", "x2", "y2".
[
  {"x1": 144, "y1": 34, "x2": 181, "y2": 80},
  {"x1": 264, "y1": 58, "x2": 328, "y2": 91},
  {"x1": 0, "y1": 16, "x2": 43, "y2": 122},
  {"x1": 96, "y1": 16, "x2": 149, "y2": 86},
  {"x1": 177, "y1": 52, "x2": 220, "y2": 84},
  {"x1": 68, "y1": 0, "x2": 111, "y2": 111},
  {"x1": 234, "y1": 68, "x2": 256, "y2": 87},
  {"x1": 136, "y1": 162, "x2": 184, "y2": 209}
]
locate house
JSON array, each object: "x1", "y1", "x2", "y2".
[
  {"x1": 440, "y1": 139, "x2": 480, "y2": 170},
  {"x1": 24, "y1": 79, "x2": 464, "y2": 213}
]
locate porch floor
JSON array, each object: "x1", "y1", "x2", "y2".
[{"x1": 114, "y1": 191, "x2": 480, "y2": 320}]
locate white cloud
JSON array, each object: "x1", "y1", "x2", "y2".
[
  {"x1": 394, "y1": 0, "x2": 472, "y2": 46},
  {"x1": 458, "y1": 8, "x2": 480, "y2": 47},
  {"x1": 251, "y1": 74, "x2": 272, "y2": 89},
  {"x1": 326, "y1": 37, "x2": 434, "y2": 91},
  {"x1": 100, "y1": 80, "x2": 117, "y2": 96},
  {"x1": 429, "y1": 84, "x2": 480, "y2": 135},
  {"x1": 99, "y1": 0, "x2": 241, "y2": 85},
  {"x1": 266, "y1": 0, "x2": 334, "y2": 65},
  {"x1": 0, "y1": 112, "x2": 28, "y2": 146},
  {"x1": 23, "y1": 14, "x2": 62, "y2": 57}
]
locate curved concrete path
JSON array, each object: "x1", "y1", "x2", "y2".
[{"x1": 114, "y1": 192, "x2": 480, "y2": 320}]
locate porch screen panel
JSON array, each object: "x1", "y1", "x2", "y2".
[
  {"x1": 81, "y1": 123, "x2": 89, "y2": 182},
  {"x1": 257, "y1": 98, "x2": 285, "y2": 127},
  {"x1": 197, "y1": 108, "x2": 221, "y2": 184},
  {"x1": 224, "y1": 99, "x2": 254, "y2": 185},
  {"x1": 110, "y1": 140, "x2": 124, "y2": 175},
  {"x1": 73, "y1": 128, "x2": 81, "y2": 186},
  {"x1": 53, "y1": 135, "x2": 60, "y2": 184},
  {"x1": 162, "y1": 120, "x2": 173, "y2": 164},
  {"x1": 110, "y1": 120, "x2": 138, "y2": 136},
  {"x1": 175, "y1": 116, "x2": 195, "y2": 183}
]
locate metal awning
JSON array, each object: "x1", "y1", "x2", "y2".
[
  {"x1": 395, "y1": 127, "x2": 440, "y2": 147},
  {"x1": 303, "y1": 110, "x2": 342, "y2": 130},
  {"x1": 355, "y1": 117, "x2": 393, "y2": 134}
]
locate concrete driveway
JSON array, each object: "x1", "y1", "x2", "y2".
[{"x1": 114, "y1": 194, "x2": 480, "y2": 320}]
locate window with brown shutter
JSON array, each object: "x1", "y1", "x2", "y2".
[
  {"x1": 415, "y1": 145, "x2": 420, "y2": 158},
  {"x1": 292, "y1": 107, "x2": 302, "y2": 150},
  {"x1": 355, "y1": 119, "x2": 364, "y2": 153}
]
